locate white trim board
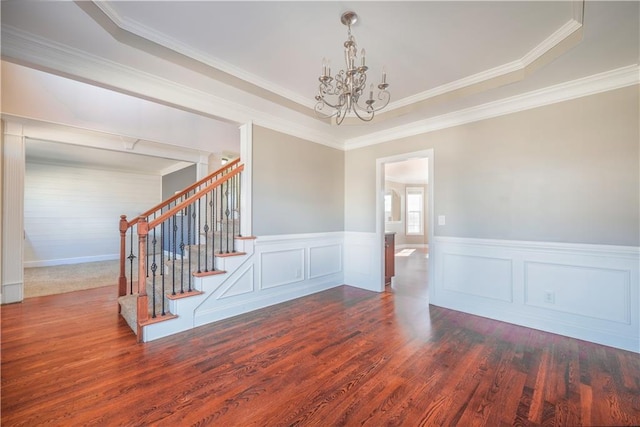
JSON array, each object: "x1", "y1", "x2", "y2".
[
  {"x1": 344, "y1": 66, "x2": 640, "y2": 150},
  {"x1": 24, "y1": 254, "x2": 120, "y2": 268}
]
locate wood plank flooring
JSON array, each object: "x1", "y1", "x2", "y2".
[{"x1": 2, "y1": 278, "x2": 639, "y2": 425}]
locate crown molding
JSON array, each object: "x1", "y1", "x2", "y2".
[
  {"x1": 92, "y1": 1, "x2": 315, "y2": 110},
  {"x1": 521, "y1": 19, "x2": 582, "y2": 67},
  {"x1": 1, "y1": 26, "x2": 342, "y2": 150},
  {"x1": 85, "y1": 0, "x2": 586, "y2": 127},
  {"x1": 344, "y1": 65, "x2": 640, "y2": 150},
  {"x1": 2, "y1": 113, "x2": 211, "y2": 164},
  {"x1": 384, "y1": 18, "x2": 583, "y2": 114}
]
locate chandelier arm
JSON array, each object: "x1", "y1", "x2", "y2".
[
  {"x1": 317, "y1": 95, "x2": 345, "y2": 110},
  {"x1": 335, "y1": 106, "x2": 348, "y2": 125},
  {"x1": 371, "y1": 90, "x2": 391, "y2": 112},
  {"x1": 351, "y1": 106, "x2": 375, "y2": 122},
  {"x1": 314, "y1": 102, "x2": 340, "y2": 119}
]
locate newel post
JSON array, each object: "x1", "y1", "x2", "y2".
[
  {"x1": 136, "y1": 216, "x2": 149, "y2": 341},
  {"x1": 118, "y1": 215, "x2": 128, "y2": 301}
]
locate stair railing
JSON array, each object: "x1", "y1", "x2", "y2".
[{"x1": 118, "y1": 160, "x2": 243, "y2": 338}]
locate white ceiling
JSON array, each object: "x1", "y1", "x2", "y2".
[
  {"x1": 25, "y1": 138, "x2": 193, "y2": 175},
  {"x1": 386, "y1": 158, "x2": 428, "y2": 184},
  {"x1": 1, "y1": 1, "x2": 639, "y2": 149}
]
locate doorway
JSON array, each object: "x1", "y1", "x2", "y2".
[{"x1": 377, "y1": 150, "x2": 434, "y2": 300}]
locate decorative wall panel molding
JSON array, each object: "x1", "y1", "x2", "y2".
[
  {"x1": 259, "y1": 248, "x2": 305, "y2": 289},
  {"x1": 343, "y1": 232, "x2": 382, "y2": 292},
  {"x1": 431, "y1": 236, "x2": 640, "y2": 353},
  {"x1": 524, "y1": 261, "x2": 630, "y2": 324},
  {"x1": 191, "y1": 232, "x2": 345, "y2": 331},
  {"x1": 309, "y1": 244, "x2": 342, "y2": 279},
  {"x1": 442, "y1": 253, "x2": 513, "y2": 302},
  {"x1": 219, "y1": 265, "x2": 254, "y2": 299}
]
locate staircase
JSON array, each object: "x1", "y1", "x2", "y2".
[{"x1": 117, "y1": 160, "x2": 255, "y2": 342}]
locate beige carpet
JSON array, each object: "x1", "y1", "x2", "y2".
[{"x1": 24, "y1": 260, "x2": 122, "y2": 298}]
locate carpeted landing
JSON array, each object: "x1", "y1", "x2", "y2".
[{"x1": 23, "y1": 260, "x2": 121, "y2": 298}]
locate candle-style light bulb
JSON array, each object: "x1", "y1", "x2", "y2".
[
  {"x1": 369, "y1": 83, "x2": 374, "y2": 100},
  {"x1": 382, "y1": 66, "x2": 387, "y2": 84},
  {"x1": 322, "y1": 57, "x2": 327, "y2": 76},
  {"x1": 361, "y1": 48, "x2": 366, "y2": 66}
]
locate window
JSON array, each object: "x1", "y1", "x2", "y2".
[{"x1": 406, "y1": 187, "x2": 424, "y2": 235}]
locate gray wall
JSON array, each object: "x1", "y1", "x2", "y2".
[
  {"x1": 346, "y1": 85, "x2": 639, "y2": 246},
  {"x1": 253, "y1": 126, "x2": 344, "y2": 235},
  {"x1": 162, "y1": 164, "x2": 196, "y2": 200}
]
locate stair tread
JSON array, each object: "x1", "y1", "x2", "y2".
[{"x1": 118, "y1": 229, "x2": 255, "y2": 339}]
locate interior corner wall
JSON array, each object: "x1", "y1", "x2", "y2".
[
  {"x1": 346, "y1": 85, "x2": 640, "y2": 247},
  {"x1": 252, "y1": 126, "x2": 344, "y2": 236},
  {"x1": 24, "y1": 161, "x2": 162, "y2": 266}
]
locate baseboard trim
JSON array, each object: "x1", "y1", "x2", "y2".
[
  {"x1": 24, "y1": 254, "x2": 119, "y2": 268},
  {"x1": 1, "y1": 281, "x2": 24, "y2": 304}
]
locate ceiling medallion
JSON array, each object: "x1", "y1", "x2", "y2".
[{"x1": 314, "y1": 11, "x2": 390, "y2": 125}]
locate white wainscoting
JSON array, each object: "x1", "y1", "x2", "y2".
[
  {"x1": 431, "y1": 236, "x2": 640, "y2": 353},
  {"x1": 343, "y1": 231, "x2": 383, "y2": 292},
  {"x1": 193, "y1": 232, "x2": 345, "y2": 327}
]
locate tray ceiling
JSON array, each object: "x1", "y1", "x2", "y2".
[{"x1": 1, "y1": 1, "x2": 638, "y2": 146}]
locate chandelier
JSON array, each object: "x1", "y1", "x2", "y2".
[{"x1": 314, "y1": 11, "x2": 390, "y2": 125}]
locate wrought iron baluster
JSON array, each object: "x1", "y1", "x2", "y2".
[
  {"x1": 179, "y1": 213, "x2": 185, "y2": 294},
  {"x1": 128, "y1": 226, "x2": 136, "y2": 294},
  {"x1": 211, "y1": 188, "x2": 218, "y2": 271},
  {"x1": 237, "y1": 171, "x2": 242, "y2": 237},
  {"x1": 192, "y1": 205, "x2": 197, "y2": 275},
  {"x1": 203, "y1": 192, "x2": 210, "y2": 273},
  {"x1": 151, "y1": 230, "x2": 157, "y2": 318},
  {"x1": 187, "y1": 204, "x2": 192, "y2": 292},
  {"x1": 172, "y1": 214, "x2": 177, "y2": 295},
  {"x1": 197, "y1": 199, "x2": 202, "y2": 274},
  {"x1": 231, "y1": 174, "x2": 236, "y2": 253},
  {"x1": 147, "y1": 214, "x2": 154, "y2": 278},
  {"x1": 161, "y1": 220, "x2": 165, "y2": 315},
  {"x1": 219, "y1": 181, "x2": 224, "y2": 254},
  {"x1": 225, "y1": 180, "x2": 231, "y2": 254}
]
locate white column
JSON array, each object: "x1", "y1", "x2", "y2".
[
  {"x1": 2, "y1": 121, "x2": 25, "y2": 304},
  {"x1": 195, "y1": 154, "x2": 209, "y2": 181},
  {"x1": 239, "y1": 122, "x2": 252, "y2": 237}
]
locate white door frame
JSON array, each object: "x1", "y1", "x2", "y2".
[{"x1": 375, "y1": 149, "x2": 434, "y2": 297}]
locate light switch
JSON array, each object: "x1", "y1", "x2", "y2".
[{"x1": 438, "y1": 215, "x2": 446, "y2": 226}]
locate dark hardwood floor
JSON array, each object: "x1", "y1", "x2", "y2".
[{"x1": 2, "y1": 255, "x2": 639, "y2": 426}]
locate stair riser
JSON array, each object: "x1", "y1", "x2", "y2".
[{"x1": 118, "y1": 236, "x2": 255, "y2": 339}]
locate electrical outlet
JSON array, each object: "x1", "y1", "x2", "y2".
[{"x1": 543, "y1": 291, "x2": 555, "y2": 304}]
